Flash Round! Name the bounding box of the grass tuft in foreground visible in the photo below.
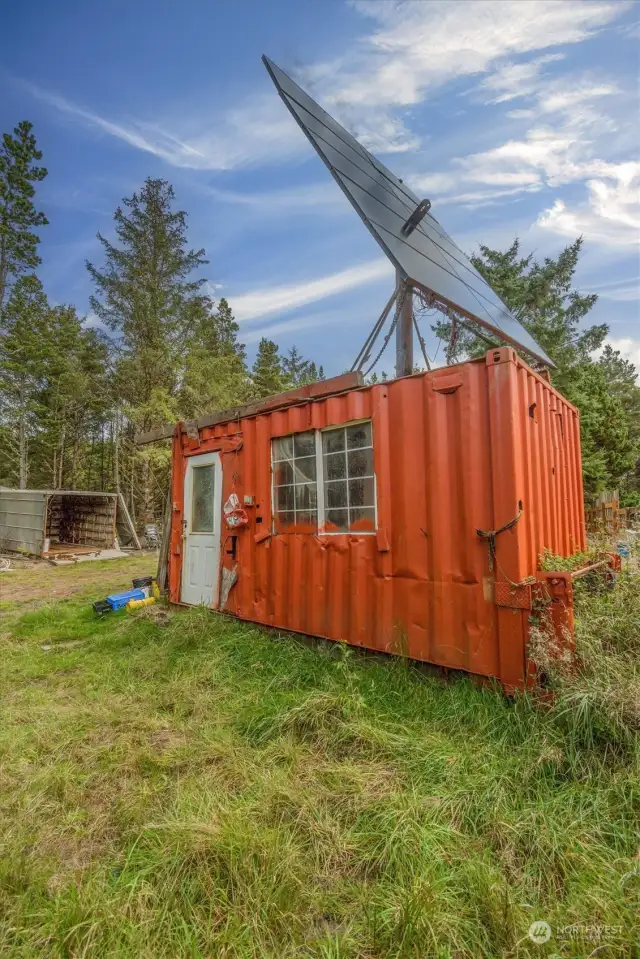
[0,557,638,957]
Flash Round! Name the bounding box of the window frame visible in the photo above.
[270,429,318,530]
[271,418,377,536]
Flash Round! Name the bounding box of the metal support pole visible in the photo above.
[395,270,413,378]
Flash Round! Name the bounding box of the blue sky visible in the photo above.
[2,0,639,375]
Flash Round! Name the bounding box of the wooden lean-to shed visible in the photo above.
[139,349,588,691]
[0,489,140,559]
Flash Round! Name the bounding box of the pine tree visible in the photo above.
[0,276,108,488]
[87,177,207,413]
[0,121,48,313]
[432,237,637,494]
[0,275,110,489]
[598,344,640,447]
[87,178,208,521]
[35,305,110,489]
[282,345,324,386]
[252,338,288,398]
[0,275,49,486]
[180,297,250,416]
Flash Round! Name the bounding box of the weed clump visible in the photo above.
[532,565,640,751]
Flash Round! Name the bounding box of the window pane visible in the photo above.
[348,448,373,478]
[276,485,294,511]
[276,511,295,530]
[322,428,345,454]
[350,507,375,530]
[347,422,372,449]
[272,436,293,461]
[294,455,316,483]
[348,477,375,507]
[273,460,294,486]
[324,451,347,480]
[296,510,317,528]
[295,482,317,510]
[326,480,347,509]
[191,465,215,532]
[293,431,315,457]
[325,509,348,531]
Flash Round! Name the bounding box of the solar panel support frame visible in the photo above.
[262,55,554,370]
[395,272,414,377]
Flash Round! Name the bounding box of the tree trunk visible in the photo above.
[140,455,155,525]
[71,439,79,490]
[57,424,66,489]
[17,378,28,489]
[129,456,137,527]
[100,423,105,490]
[18,409,27,489]
[86,433,95,489]
[0,247,8,316]
[113,412,120,494]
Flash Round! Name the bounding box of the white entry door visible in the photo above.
[181,452,222,606]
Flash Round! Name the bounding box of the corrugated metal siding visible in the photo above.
[168,348,586,688]
[0,490,46,554]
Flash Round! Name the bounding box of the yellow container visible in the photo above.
[127,596,156,611]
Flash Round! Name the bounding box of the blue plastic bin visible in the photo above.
[106,588,146,611]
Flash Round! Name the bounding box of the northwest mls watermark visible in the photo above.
[528,920,624,945]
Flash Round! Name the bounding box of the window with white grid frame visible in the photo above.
[271,422,376,534]
[321,422,375,532]
[271,430,318,530]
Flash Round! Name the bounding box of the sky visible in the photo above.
[1,0,639,376]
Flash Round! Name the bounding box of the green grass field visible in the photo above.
[0,557,638,958]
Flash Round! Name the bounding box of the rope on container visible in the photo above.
[476,502,524,574]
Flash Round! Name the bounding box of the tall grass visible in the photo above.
[532,563,640,752]
[0,560,637,957]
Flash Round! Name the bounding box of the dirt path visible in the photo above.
[0,553,157,605]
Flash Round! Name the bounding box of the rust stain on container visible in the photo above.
[168,348,586,690]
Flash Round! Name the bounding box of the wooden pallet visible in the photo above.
[44,543,101,559]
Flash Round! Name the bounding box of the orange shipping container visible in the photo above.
[166,347,586,690]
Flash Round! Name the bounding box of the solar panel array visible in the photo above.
[263,56,553,367]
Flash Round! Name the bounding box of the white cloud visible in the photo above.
[333,0,622,107]
[537,163,640,248]
[410,96,639,238]
[242,315,325,344]
[23,83,303,171]
[203,181,342,212]
[506,108,536,119]
[537,81,618,116]
[303,0,625,153]
[583,275,640,301]
[82,312,103,329]
[229,259,393,323]
[600,337,640,375]
[23,0,628,167]
[478,54,565,103]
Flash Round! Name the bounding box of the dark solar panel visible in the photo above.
[263,56,553,367]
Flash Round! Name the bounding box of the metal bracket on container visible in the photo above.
[432,373,462,394]
[494,582,532,610]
